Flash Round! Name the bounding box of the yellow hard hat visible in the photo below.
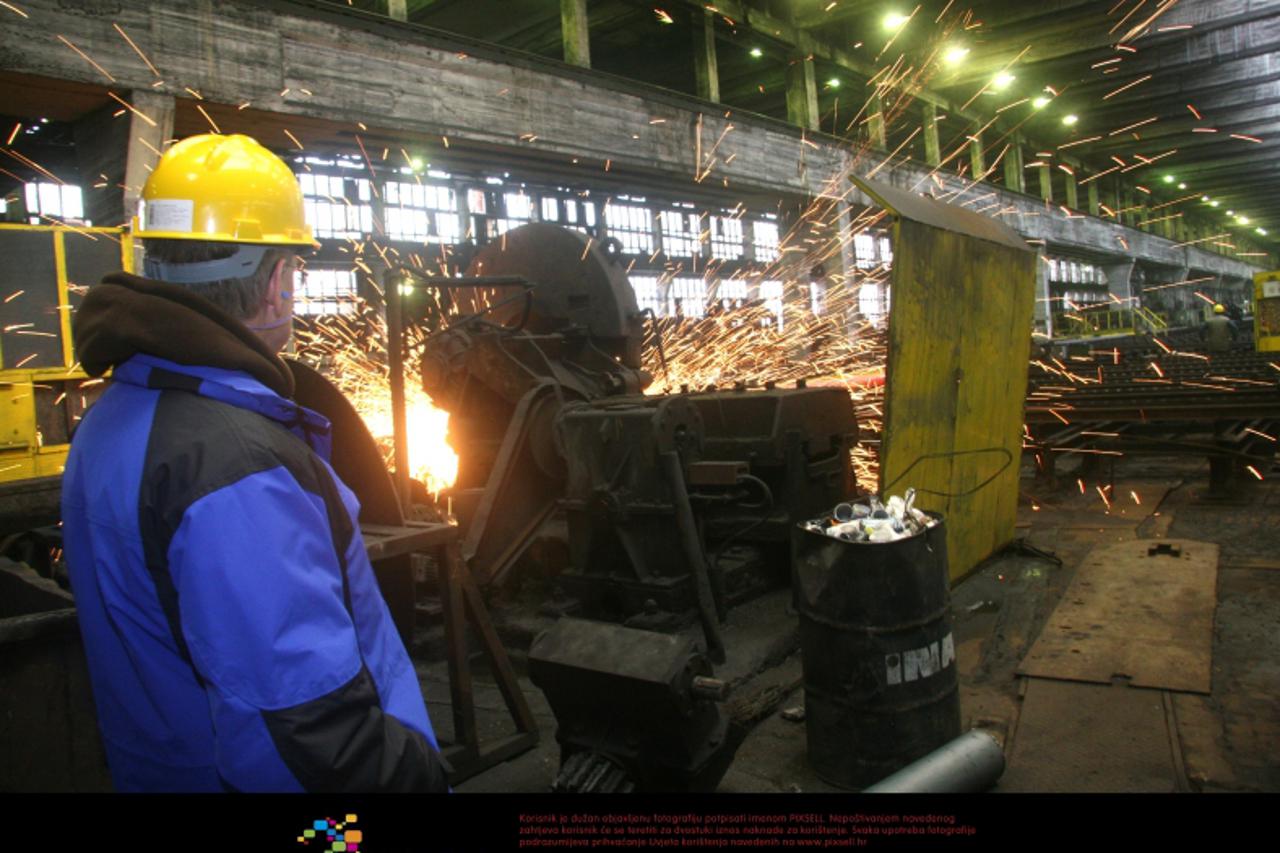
[1213,304,1225,314]
[134,133,314,247]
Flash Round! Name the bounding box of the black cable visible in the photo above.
[711,475,776,573]
[998,538,1063,568]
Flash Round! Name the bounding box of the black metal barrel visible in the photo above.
[792,514,961,789]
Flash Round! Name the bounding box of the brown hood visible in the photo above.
[73,273,295,398]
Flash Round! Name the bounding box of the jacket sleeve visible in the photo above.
[166,464,449,792]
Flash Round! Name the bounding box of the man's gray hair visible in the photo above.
[141,239,294,321]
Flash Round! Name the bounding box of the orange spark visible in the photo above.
[106,92,158,127]
[56,34,116,82]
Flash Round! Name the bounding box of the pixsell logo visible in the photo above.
[297,814,363,851]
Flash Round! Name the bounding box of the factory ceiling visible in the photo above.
[381,0,1280,252]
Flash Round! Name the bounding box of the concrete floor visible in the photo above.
[425,455,1280,795]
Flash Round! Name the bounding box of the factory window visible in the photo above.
[539,196,597,234]
[495,191,535,235]
[810,283,825,316]
[660,210,701,258]
[604,202,654,255]
[667,277,707,319]
[758,280,784,330]
[384,180,460,243]
[853,233,878,269]
[859,282,889,324]
[299,173,372,239]
[878,237,893,266]
[296,267,358,316]
[752,219,780,263]
[630,274,664,317]
[709,215,745,260]
[715,279,749,311]
[23,182,86,225]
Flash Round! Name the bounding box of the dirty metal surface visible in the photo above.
[1173,566,1280,792]
[1017,538,1218,693]
[1000,679,1178,792]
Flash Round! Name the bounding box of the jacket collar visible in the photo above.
[73,272,296,398]
[112,354,332,460]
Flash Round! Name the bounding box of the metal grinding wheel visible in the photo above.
[459,223,645,367]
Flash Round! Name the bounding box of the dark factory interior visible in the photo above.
[1,0,1277,837]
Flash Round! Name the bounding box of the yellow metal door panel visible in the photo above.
[1255,270,1280,353]
[0,381,37,451]
[35,450,69,477]
[878,214,1036,582]
[0,451,37,481]
[950,230,1035,575]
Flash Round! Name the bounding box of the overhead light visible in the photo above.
[827,77,841,88]
[1210,200,1220,207]
[1258,227,1268,235]
[1031,96,1050,109]
[1061,114,1078,126]
[750,47,763,58]
[1227,210,1235,216]
[1163,175,1175,184]
[1178,183,1187,189]
[992,72,1015,91]
[1239,215,1250,224]
[883,12,908,30]
[943,46,969,66]
[410,157,424,170]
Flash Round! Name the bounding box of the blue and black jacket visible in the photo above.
[62,273,448,792]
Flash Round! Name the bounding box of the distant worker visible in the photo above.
[61,134,449,792]
[1200,303,1239,354]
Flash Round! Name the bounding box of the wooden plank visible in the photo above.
[1017,539,1219,693]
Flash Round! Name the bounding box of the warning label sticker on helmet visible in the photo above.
[145,199,194,233]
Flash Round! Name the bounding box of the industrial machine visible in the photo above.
[416,224,858,623]
[528,617,732,793]
[403,222,859,790]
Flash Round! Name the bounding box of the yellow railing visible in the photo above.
[0,224,131,484]
[1052,306,1168,339]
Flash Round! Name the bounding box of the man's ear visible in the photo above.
[266,257,290,306]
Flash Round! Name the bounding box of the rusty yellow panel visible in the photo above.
[879,220,1036,582]
[1254,270,1280,353]
[0,452,37,482]
[0,380,37,452]
[35,447,70,478]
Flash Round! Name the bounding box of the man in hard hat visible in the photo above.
[1200,303,1239,354]
[61,134,448,793]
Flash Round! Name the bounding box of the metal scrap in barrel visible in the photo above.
[791,510,961,789]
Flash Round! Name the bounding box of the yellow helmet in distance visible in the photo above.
[134,133,313,247]
[1213,304,1226,314]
